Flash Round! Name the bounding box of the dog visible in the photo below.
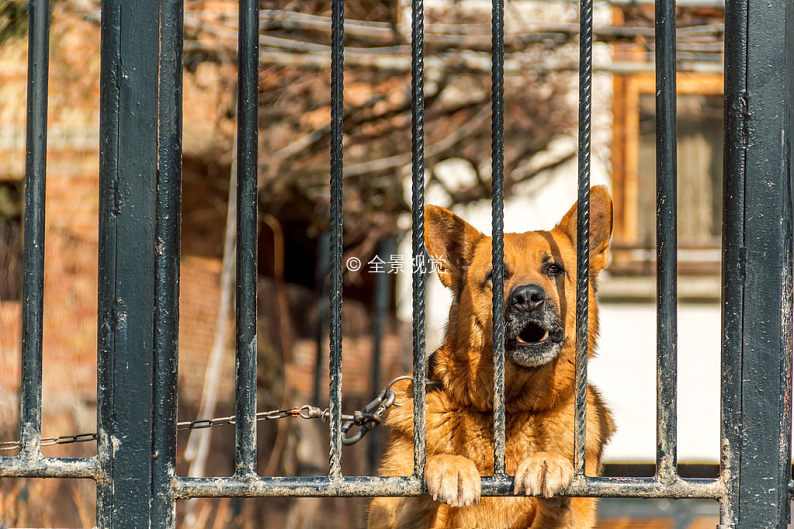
[368,186,615,529]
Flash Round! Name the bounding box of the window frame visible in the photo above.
[611,72,724,276]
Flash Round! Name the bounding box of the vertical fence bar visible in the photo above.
[654,0,678,484]
[313,233,330,405]
[328,0,345,479]
[96,0,121,521]
[19,0,50,460]
[151,0,184,524]
[718,0,746,521]
[490,0,506,478]
[410,0,428,480]
[369,237,392,475]
[720,0,793,525]
[573,0,593,477]
[234,0,260,479]
[97,0,159,522]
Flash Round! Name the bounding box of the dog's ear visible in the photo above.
[555,186,613,272]
[425,205,484,290]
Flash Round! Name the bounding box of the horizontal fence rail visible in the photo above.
[1,0,792,526]
[171,474,725,499]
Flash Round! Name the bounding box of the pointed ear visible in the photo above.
[424,205,484,291]
[555,186,613,272]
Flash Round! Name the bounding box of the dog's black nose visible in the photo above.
[510,284,545,311]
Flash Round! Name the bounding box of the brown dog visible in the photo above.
[368,186,615,529]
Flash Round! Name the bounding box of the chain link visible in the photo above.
[0,375,417,452]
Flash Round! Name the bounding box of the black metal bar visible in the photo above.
[328,0,345,478]
[97,0,159,522]
[410,0,427,480]
[654,0,678,484]
[720,0,793,525]
[151,0,184,524]
[574,0,593,477]
[19,0,50,460]
[234,0,260,479]
[172,475,724,499]
[96,0,122,518]
[368,237,392,475]
[490,0,506,478]
[312,233,330,406]
[718,0,746,521]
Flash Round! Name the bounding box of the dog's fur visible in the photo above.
[368,187,615,529]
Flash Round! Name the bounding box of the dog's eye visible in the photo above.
[484,267,511,286]
[546,263,564,276]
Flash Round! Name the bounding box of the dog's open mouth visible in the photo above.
[516,321,551,345]
[506,319,564,368]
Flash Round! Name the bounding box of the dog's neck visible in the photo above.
[429,342,576,414]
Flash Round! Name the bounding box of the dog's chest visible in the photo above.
[428,408,554,473]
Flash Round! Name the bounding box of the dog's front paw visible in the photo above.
[425,454,481,507]
[513,452,574,498]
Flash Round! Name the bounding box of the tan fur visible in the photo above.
[368,187,616,529]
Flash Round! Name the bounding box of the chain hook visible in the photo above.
[340,384,402,445]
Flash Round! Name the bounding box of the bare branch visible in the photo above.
[342,103,491,178]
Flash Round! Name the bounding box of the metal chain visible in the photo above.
[0,375,416,452]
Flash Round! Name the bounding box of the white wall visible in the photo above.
[594,303,721,463]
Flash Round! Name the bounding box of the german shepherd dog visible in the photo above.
[368,186,615,529]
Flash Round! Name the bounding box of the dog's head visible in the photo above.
[425,186,612,409]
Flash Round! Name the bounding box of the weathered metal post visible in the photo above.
[97,0,183,525]
[720,0,794,526]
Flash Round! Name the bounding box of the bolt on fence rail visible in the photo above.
[0,0,792,527]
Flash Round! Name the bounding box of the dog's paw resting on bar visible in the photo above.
[425,454,482,507]
[368,186,615,529]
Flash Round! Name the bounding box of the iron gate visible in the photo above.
[0,0,792,526]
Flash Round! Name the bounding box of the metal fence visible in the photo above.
[1,0,793,526]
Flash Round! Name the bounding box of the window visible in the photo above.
[611,73,723,276]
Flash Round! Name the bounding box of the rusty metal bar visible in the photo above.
[151,0,184,524]
[328,0,345,479]
[172,474,723,499]
[573,0,593,477]
[410,0,428,481]
[718,0,746,522]
[234,0,260,479]
[19,0,50,461]
[0,457,97,478]
[490,0,507,478]
[654,0,679,484]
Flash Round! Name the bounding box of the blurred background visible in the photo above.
[0,0,725,526]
